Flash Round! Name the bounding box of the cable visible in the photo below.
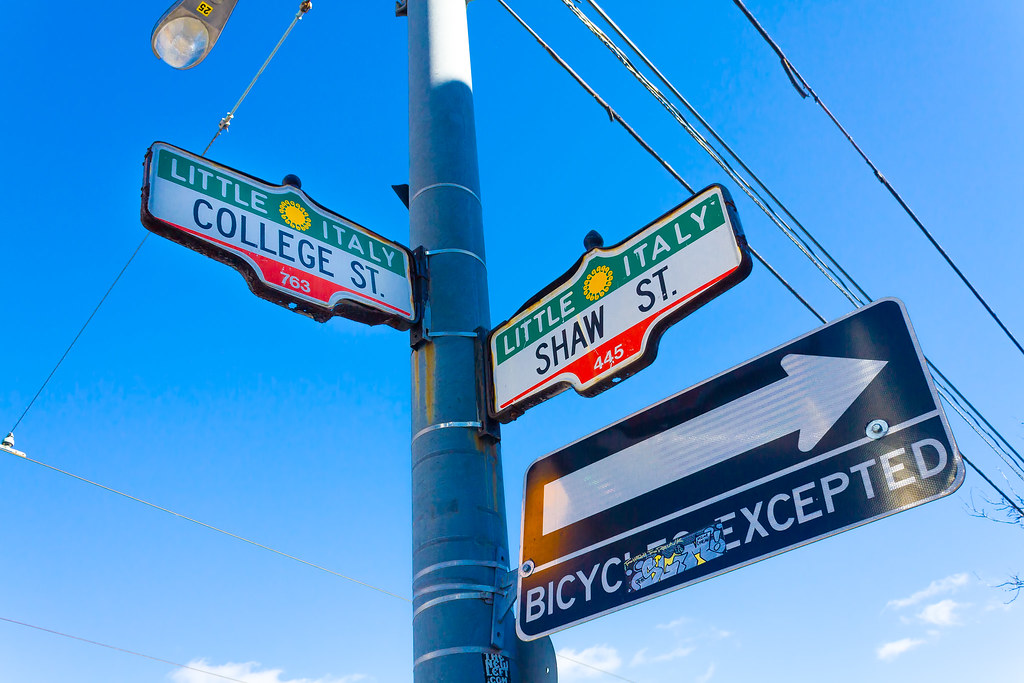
[934,383,1024,481]
[203,0,313,155]
[6,3,314,442]
[556,0,1024,491]
[748,245,826,324]
[928,360,1024,471]
[2,449,410,603]
[729,0,1024,359]
[556,0,866,312]
[0,616,252,683]
[497,0,1024,512]
[557,655,634,679]
[959,454,1024,518]
[7,235,149,437]
[492,0,693,193]
[492,0,822,326]
[581,0,873,309]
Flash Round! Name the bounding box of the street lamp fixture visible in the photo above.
[151,0,239,69]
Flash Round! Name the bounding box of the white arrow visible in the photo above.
[542,354,887,535]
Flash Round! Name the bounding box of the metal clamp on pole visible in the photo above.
[489,551,518,649]
[474,327,501,443]
[410,246,430,348]
[410,248,488,349]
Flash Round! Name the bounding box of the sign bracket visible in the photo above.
[489,551,518,649]
[410,246,431,349]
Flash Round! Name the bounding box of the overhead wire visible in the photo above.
[3,449,410,603]
[3,612,643,683]
[495,0,1024,509]
[6,235,148,438]
[555,0,866,311]
[556,653,640,682]
[5,1,312,444]
[491,0,692,194]
[554,0,1024,493]
[580,0,873,308]
[203,0,313,155]
[493,0,826,335]
[0,616,253,683]
[729,0,1024,360]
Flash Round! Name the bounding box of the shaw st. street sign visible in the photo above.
[488,185,751,422]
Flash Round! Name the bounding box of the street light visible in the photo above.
[151,0,239,69]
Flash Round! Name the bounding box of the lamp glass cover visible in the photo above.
[153,16,210,69]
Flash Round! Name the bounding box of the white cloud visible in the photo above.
[169,660,368,683]
[985,599,1014,612]
[556,645,622,681]
[917,599,968,626]
[886,574,969,609]
[695,662,716,683]
[876,638,925,661]
[630,645,695,666]
[656,616,691,630]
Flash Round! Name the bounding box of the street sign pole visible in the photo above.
[407,2,553,680]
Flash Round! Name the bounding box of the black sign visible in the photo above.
[516,299,962,640]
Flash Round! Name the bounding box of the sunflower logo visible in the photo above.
[279,200,311,231]
[583,265,613,301]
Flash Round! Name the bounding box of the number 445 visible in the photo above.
[593,344,625,371]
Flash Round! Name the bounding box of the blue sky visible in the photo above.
[2,1,1023,682]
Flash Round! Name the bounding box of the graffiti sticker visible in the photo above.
[625,524,728,592]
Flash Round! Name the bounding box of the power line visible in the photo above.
[556,0,1024,495]
[492,0,821,330]
[497,0,1024,513]
[580,0,873,308]
[4,613,646,683]
[2,449,410,603]
[729,0,1024,359]
[556,653,640,683]
[492,0,692,194]
[557,0,865,311]
[959,453,1024,518]
[7,234,149,437]
[928,360,1024,472]
[6,3,313,443]
[0,616,253,683]
[203,0,313,154]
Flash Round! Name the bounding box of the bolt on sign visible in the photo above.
[488,185,751,422]
[515,299,963,640]
[141,142,416,328]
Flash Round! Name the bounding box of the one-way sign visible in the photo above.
[516,299,962,640]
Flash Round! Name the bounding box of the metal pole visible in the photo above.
[407,1,518,680]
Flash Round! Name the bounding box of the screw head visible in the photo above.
[521,559,536,577]
[866,419,889,440]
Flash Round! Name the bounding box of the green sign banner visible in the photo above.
[141,142,416,327]
[488,185,751,422]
